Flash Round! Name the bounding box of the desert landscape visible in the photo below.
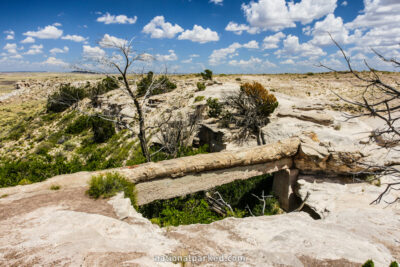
[0,70,399,266]
[1,0,400,266]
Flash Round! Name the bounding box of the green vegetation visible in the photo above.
[46,84,88,113]
[196,82,206,91]
[50,185,61,190]
[137,72,177,96]
[362,260,374,267]
[206,98,223,118]
[194,96,205,102]
[87,172,137,208]
[139,174,279,227]
[390,261,399,267]
[200,69,213,80]
[90,116,116,143]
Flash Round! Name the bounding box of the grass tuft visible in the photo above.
[86,172,137,208]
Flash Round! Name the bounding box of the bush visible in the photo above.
[206,98,223,118]
[46,84,88,113]
[390,261,399,267]
[50,185,61,190]
[65,116,91,134]
[194,96,205,102]
[34,142,53,155]
[137,72,177,96]
[7,122,26,140]
[196,82,206,91]
[240,82,278,117]
[91,116,116,143]
[86,172,137,208]
[235,77,241,81]
[200,69,213,80]
[90,76,119,99]
[362,260,374,267]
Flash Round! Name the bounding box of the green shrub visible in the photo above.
[34,142,53,155]
[47,84,88,113]
[390,262,399,267]
[90,116,116,143]
[18,178,32,185]
[362,260,374,267]
[90,76,119,101]
[65,116,91,134]
[86,172,137,208]
[137,72,177,96]
[50,185,61,190]
[194,96,205,102]
[200,69,213,80]
[206,98,223,118]
[196,82,206,91]
[235,77,241,81]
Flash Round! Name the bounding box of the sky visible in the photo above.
[0,0,399,73]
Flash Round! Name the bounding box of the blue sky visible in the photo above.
[0,0,399,73]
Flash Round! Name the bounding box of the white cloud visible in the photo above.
[142,16,183,39]
[275,34,326,59]
[21,37,35,43]
[346,0,400,29]
[229,56,276,69]
[243,40,259,49]
[178,25,219,43]
[182,58,192,63]
[23,25,63,39]
[61,34,87,42]
[209,41,261,65]
[50,46,69,54]
[25,44,43,55]
[241,0,337,32]
[97,12,137,24]
[263,32,285,49]
[210,0,223,5]
[309,14,352,46]
[4,30,14,40]
[209,42,242,65]
[155,49,178,61]
[3,43,17,54]
[83,45,106,59]
[53,22,62,27]
[190,54,200,58]
[99,34,127,47]
[281,59,295,64]
[225,22,260,35]
[43,57,67,66]
[341,1,347,6]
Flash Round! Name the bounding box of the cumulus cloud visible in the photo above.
[346,0,400,29]
[50,46,69,55]
[275,34,326,59]
[281,59,295,64]
[61,34,87,42]
[241,0,337,32]
[99,34,127,48]
[42,57,67,66]
[209,41,261,65]
[243,40,259,49]
[263,32,285,49]
[155,49,178,61]
[178,25,219,43]
[23,25,63,39]
[309,14,352,46]
[21,37,35,43]
[25,44,43,55]
[3,43,18,54]
[97,12,137,24]
[229,56,276,69]
[4,30,14,40]
[210,0,223,5]
[142,16,183,39]
[83,45,106,59]
[341,1,347,6]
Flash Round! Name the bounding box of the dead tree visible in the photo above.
[318,36,400,205]
[73,38,170,162]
